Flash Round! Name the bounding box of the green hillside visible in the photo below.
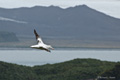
[0,58,117,80]
[0,61,37,80]
[0,31,19,42]
[33,59,115,80]
[100,62,120,80]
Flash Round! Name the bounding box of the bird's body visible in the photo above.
[30,29,54,52]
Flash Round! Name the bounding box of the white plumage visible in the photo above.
[30,29,54,52]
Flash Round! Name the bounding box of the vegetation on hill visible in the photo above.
[0,58,118,80]
[0,61,37,80]
[100,62,120,80]
[0,31,19,42]
[33,59,115,80]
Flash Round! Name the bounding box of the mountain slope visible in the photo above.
[0,31,19,42]
[0,5,120,38]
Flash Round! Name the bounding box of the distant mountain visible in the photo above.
[0,31,19,42]
[0,5,120,41]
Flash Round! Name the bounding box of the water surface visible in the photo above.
[0,49,120,66]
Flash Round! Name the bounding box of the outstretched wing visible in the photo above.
[39,47,51,52]
[34,29,43,44]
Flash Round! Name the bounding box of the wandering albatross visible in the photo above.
[30,29,54,52]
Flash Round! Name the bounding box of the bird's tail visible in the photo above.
[48,45,54,50]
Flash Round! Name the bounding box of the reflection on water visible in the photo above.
[0,48,120,66]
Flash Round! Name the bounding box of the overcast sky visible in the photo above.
[0,0,120,18]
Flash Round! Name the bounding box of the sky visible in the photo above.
[0,0,120,18]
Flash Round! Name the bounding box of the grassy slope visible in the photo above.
[0,58,117,80]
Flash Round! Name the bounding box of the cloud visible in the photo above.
[0,17,27,24]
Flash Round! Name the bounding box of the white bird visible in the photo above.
[30,29,54,52]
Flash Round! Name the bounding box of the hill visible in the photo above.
[0,61,37,80]
[0,5,120,48]
[0,5,120,38]
[0,58,117,80]
[0,31,19,42]
[99,62,120,80]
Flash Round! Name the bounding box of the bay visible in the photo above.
[0,49,120,66]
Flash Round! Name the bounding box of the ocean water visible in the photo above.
[0,49,120,66]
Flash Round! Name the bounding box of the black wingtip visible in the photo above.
[34,29,36,33]
[34,29,37,35]
[45,49,51,52]
[34,29,39,40]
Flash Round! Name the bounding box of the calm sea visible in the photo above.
[0,48,120,66]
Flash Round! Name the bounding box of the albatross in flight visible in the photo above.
[30,29,54,52]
